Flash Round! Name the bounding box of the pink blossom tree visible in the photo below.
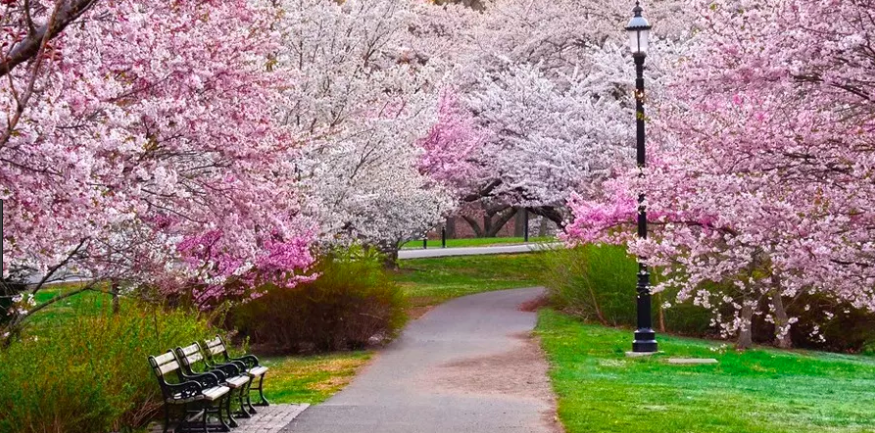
[0,0,315,332]
[567,0,875,348]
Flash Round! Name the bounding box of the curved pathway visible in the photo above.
[281,287,561,433]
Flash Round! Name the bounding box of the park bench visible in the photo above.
[203,335,270,409]
[148,351,231,433]
[176,343,252,427]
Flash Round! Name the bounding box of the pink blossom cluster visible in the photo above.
[418,90,487,192]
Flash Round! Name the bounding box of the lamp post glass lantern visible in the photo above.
[627,2,657,353]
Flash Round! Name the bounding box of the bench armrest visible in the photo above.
[212,362,243,377]
[230,354,261,368]
[181,371,222,388]
[164,380,205,400]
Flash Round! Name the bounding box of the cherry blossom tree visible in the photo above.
[421,0,690,229]
[272,0,455,263]
[0,0,315,332]
[567,0,875,348]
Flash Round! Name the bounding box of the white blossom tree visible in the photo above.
[422,0,691,227]
[272,0,456,262]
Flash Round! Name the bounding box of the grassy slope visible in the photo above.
[401,236,555,249]
[22,284,371,406]
[262,351,372,404]
[537,309,875,433]
[394,253,542,308]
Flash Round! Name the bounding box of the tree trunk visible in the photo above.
[772,291,792,349]
[445,217,456,239]
[482,213,493,237]
[737,299,754,350]
[485,208,518,237]
[381,248,399,270]
[111,282,121,315]
[529,206,565,228]
[461,215,484,238]
[514,208,527,237]
[537,216,550,237]
[657,294,666,333]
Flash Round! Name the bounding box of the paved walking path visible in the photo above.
[398,243,561,259]
[281,287,561,433]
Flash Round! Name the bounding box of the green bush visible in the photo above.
[0,305,213,433]
[540,244,875,352]
[231,246,407,353]
[781,294,875,353]
[538,244,712,335]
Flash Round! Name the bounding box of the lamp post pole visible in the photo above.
[628,2,657,354]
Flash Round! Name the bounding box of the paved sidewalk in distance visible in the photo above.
[281,287,561,433]
[150,403,309,433]
[398,243,562,259]
[32,244,563,285]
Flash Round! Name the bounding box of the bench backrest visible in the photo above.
[204,336,228,359]
[176,342,208,373]
[148,351,181,385]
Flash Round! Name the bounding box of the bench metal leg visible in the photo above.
[170,402,229,433]
[253,373,270,406]
[201,404,209,433]
[235,385,252,418]
[215,396,232,431]
[224,394,238,429]
[163,405,172,433]
[244,378,257,415]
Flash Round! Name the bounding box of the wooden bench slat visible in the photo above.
[158,360,180,375]
[153,351,176,365]
[202,386,230,401]
[180,344,200,355]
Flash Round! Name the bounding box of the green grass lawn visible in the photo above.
[393,253,543,308]
[401,236,555,249]
[537,309,875,433]
[27,284,115,327]
[262,351,372,404]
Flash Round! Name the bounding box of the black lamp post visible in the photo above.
[627,1,657,353]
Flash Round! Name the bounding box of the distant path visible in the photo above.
[29,244,562,285]
[399,243,561,259]
[281,287,561,433]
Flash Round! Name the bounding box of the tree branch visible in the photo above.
[0,0,100,78]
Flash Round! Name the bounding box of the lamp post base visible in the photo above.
[633,328,658,353]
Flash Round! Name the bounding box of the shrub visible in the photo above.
[541,244,875,352]
[0,305,213,433]
[230,246,406,353]
[538,244,712,335]
[781,294,875,353]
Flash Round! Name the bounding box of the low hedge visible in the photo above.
[538,244,712,336]
[540,244,875,352]
[230,246,407,353]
